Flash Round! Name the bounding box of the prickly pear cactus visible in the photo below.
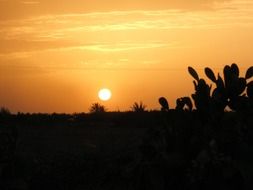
[188,64,253,113]
[188,67,211,113]
[204,64,253,112]
[158,97,169,111]
[176,97,193,111]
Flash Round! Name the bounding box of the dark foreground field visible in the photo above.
[1,111,253,190]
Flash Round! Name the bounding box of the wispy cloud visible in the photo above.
[0,0,253,67]
[21,1,40,4]
[0,42,175,59]
[73,42,172,52]
[1,0,253,42]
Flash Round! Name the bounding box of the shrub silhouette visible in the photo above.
[89,103,106,113]
[131,101,147,112]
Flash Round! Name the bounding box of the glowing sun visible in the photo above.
[98,88,112,101]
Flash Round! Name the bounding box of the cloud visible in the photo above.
[0,0,232,21]
[1,1,253,41]
[21,1,40,4]
[0,42,175,58]
[0,0,253,68]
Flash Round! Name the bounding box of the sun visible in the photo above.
[98,88,112,101]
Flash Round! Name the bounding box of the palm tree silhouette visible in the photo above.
[131,101,147,112]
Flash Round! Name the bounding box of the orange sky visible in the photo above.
[1,0,253,113]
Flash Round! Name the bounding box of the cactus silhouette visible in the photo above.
[245,66,253,79]
[247,81,253,98]
[176,97,193,111]
[188,63,253,113]
[188,66,199,81]
[188,67,212,114]
[158,97,169,111]
[205,67,216,83]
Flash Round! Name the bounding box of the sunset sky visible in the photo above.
[1,0,253,113]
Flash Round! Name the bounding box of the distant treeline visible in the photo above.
[0,110,165,128]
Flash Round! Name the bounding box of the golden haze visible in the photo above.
[0,0,253,113]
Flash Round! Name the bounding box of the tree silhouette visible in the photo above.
[0,107,11,116]
[89,103,106,113]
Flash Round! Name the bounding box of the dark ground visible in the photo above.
[0,111,253,190]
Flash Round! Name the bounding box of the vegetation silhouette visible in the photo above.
[158,97,169,111]
[188,63,253,114]
[133,63,252,190]
[131,101,147,112]
[1,63,253,189]
[176,97,192,111]
[89,102,107,113]
[0,107,11,116]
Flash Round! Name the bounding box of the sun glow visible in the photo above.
[98,88,112,101]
